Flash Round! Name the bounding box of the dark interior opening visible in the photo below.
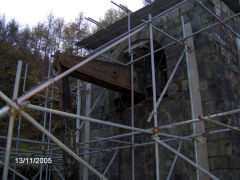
[116,39,168,109]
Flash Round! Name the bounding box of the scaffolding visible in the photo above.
[0,0,240,179]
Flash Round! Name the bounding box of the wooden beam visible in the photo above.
[53,52,144,96]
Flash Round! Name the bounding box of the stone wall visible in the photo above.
[79,0,240,179]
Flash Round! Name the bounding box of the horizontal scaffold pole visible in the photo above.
[23,103,192,141]
[153,137,220,180]
[0,90,108,180]
[0,24,146,119]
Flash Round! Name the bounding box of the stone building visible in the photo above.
[63,0,240,179]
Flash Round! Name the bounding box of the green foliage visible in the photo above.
[100,8,126,26]
[6,19,19,46]
[63,13,89,55]
[0,7,127,174]
[93,8,127,33]
[19,142,41,152]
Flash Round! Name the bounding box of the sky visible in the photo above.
[0,0,144,27]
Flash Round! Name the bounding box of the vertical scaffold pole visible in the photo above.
[3,60,22,180]
[83,83,91,180]
[76,80,81,154]
[40,58,52,180]
[45,81,54,180]
[149,14,160,180]
[13,63,28,180]
[76,80,81,179]
[128,11,135,180]
[22,64,28,94]
[181,16,209,180]
[0,90,107,180]
[45,30,55,180]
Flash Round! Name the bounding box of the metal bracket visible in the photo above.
[152,127,159,135]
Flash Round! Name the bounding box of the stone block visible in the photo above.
[208,140,233,157]
[181,79,189,91]
[167,83,181,96]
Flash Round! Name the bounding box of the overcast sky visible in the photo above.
[0,0,144,27]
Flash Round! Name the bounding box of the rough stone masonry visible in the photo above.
[75,0,240,179]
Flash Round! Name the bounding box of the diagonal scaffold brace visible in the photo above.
[0,90,108,180]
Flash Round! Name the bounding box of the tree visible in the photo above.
[93,8,127,32]
[63,12,89,55]
[6,19,19,46]
[53,17,65,51]
[31,22,45,57]
[18,25,31,53]
[30,13,56,60]
[0,14,7,42]
[42,12,55,60]
[100,8,126,26]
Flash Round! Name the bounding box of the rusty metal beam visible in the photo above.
[53,52,144,96]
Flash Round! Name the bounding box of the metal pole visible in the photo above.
[102,138,136,145]
[25,103,152,134]
[79,137,183,156]
[45,34,55,178]
[166,141,183,180]
[79,132,141,146]
[147,51,185,122]
[46,70,55,180]
[79,127,235,156]
[75,88,105,135]
[0,160,29,180]
[13,63,28,180]
[45,147,61,152]
[126,12,240,66]
[184,12,240,42]
[201,116,240,133]
[0,90,108,180]
[76,80,81,154]
[153,137,220,180]
[181,16,210,180]
[149,14,160,180]
[79,129,190,147]
[128,11,135,180]
[181,15,198,179]
[3,60,22,180]
[152,0,189,21]
[32,165,45,180]
[22,64,28,93]
[152,24,183,45]
[159,109,240,130]
[24,103,192,141]
[103,150,119,176]
[79,147,111,153]
[126,42,176,65]
[82,0,188,57]
[79,142,154,155]
[0,136,57,146]
[181,18,193,116]
[0,24,146,119]
[98,10,239,67]
[53,165,65,180]
[40,58,52,180]
[24,101,240,142]
[48,164,52,180]
[0,147,61,156]
[194,0,240,39]
[83,83,91,180]
[0,0,239,120]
